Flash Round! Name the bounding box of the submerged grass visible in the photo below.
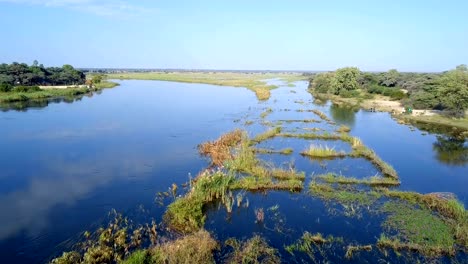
[301,144,346,158]
[260,108,273,118]
[309,181,382,206]
[345,244,372,259]
[379,202,456,256]
[310,109,332,122]
[285,232,343,258]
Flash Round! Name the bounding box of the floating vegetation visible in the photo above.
[225,236,280,264]
[244,120,254,126]
[336,125,351,133]
[344,244,372,259]
[250,127,282,144]
[349,137,398,179]
[270,167,306,181]
[310,109,332,122]
[379,201,456,256]
[309,181,382,206]
[254,87,271,101]
[231,176,303,192]
[316,173,400,187]
[294,100,305,104]
[198,129,243,166]
[260,108,273,119]
[276,119,321,123]
[285,232,343,261]
[253,147,293,155]
[301,144,346,158]
[164,170,235,233]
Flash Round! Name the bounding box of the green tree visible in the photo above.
[382,69,399,87]
[330,67,360,95]
[92,74,103,84]
[437,65,468,116]
[311,72,334,93]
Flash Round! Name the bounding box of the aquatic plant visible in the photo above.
[349,138,398,179]
[260,108,273,118]
[253,147,293,155]
[309,181,382,206]
[317,173,400,186]
[276,119,321,123]
[225,236,280,264]
[255,208,265,223]
[250,127,282,144]
[150,229,218,264]
[164,170,235,233]
[285,232,343,259]
[380,201,456,256]
[198,129,243,166]
[310,109,332,122]
[301,144,346,158]
[336,124,351,133]
[344,244,372,259]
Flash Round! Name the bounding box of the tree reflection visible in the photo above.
[329,104,357,127]
[433,136,468,166]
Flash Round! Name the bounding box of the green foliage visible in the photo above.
[367,84,406,100]
[12,85,41,93]
[311,72,334,93]
[437,65,468,116]
[381,69,399,87]
[0,62,85,86]
[330,67,360,95]
[225,236,280,264]
[120,250,151,264]
[0,83,12,92]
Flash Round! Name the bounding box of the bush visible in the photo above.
[339,89,360,98]
[12,86,41,93]
[0,83,13,92]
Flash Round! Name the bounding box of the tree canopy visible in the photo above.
[0,62,86,87]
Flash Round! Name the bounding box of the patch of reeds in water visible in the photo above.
[198,129,243,166]
[301,144,346,158]
[250,127,282,144]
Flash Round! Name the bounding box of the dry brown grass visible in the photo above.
[151,229,218,264]
[198,129,243,166]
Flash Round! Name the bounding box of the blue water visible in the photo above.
[0,79,466,263]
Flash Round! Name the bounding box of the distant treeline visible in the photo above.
[0,61,86,88]
[309,65,468,116]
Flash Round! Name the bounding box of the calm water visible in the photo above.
[0,80,466,263]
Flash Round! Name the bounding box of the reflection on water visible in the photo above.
[329,104,356,127]
[433,136,468,166]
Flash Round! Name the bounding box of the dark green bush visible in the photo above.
[0,83,13,92]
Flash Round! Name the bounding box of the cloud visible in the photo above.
[0,0,156,17]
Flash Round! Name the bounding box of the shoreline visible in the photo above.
[312,92,468,136]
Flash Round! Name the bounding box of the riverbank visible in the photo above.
[313,92,468,135]
[106,71,305,100]
[0,81,118,103]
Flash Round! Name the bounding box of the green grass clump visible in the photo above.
[260,108,273,118]
[279,132,343,141]
[120,250,151,264]
[231,176,303,192]
[309,181,381,206]
[380,201,456,256]
[301,144,346,158]
[164,171,235,233]
[317,173,400,186]
[250,127,282,144]
[225,236,280,264]
[285,232,343,256]
[336,125,351,133]
[277,119,321,123]
[254,147,293,155]
[50,251,82,264]
[270,168,306,181]
[349,139,398,179]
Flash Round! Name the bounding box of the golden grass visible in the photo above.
[198,129,243,166]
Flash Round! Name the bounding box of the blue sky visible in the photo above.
[0,0,467,71]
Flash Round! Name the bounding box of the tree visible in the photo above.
[33,60,39,67]
[437,65,468,116]
[92,74,103,84]
[381,69,399,87]
[311,72,334,93]
[330,67,360,95]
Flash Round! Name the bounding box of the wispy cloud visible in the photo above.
[0,0,156,18]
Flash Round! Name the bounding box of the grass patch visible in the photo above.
[198,129,243,166]
[349,138,398,179]
[310,109,332,122]
[317,173,400,187]
[336,125,351,133]
[253,147,293,155]
[379,201,456,256]
[301,144,346,158]
[225,236,280,264]
[285,232,343,258]
[260,108,273,118]
[150,229,218,264]
[309,181,381,206]
[164,171,235,233]
[276,119,321,123]
[279,132,344,141]
[250,127,282,144]
[106,71,299,100]
[231,176,303,192]
[345,244,372,259]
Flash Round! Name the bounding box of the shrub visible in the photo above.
[0,83,13,92]
[12,85,41,93]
